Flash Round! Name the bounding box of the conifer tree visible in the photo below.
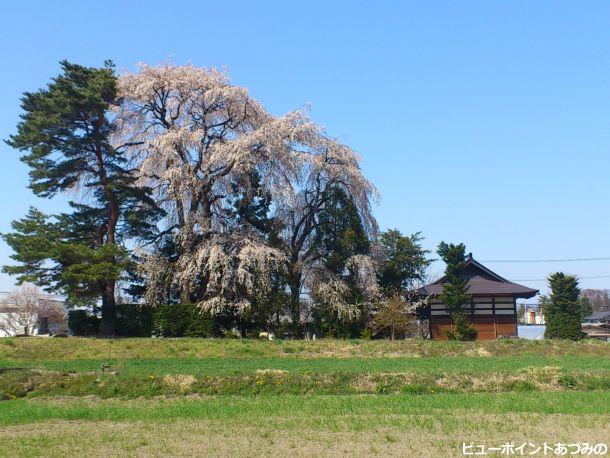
[377,230,430,295]
[544,272,586,340]
[3,61,161,335]
[437,242,477,340]
[311,186,371,337]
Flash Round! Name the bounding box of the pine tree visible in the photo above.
[544,272,586,340]
[227,170,285,334]
[314,186,370,275]
[4,61,161,335]
[437,242,477,340]
[311,186,372,337]
[377,230,430,295]
[2,207,132,307]
[229,170,275,240]
[578,296,592,321]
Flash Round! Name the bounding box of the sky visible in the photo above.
[1,0,610,296]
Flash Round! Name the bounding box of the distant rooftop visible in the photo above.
[584,310,610,321]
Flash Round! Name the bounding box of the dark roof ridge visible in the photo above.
[431,255,510,285]
[421,255,539,299]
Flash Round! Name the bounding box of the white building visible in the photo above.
[0,292,67,337]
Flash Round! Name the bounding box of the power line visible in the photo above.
[430,256,610,264]
[510,275,610,282]
[0,291,64,299]
[482,257,610,263]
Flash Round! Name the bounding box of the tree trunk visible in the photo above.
[95,133,119,338]
[288,268,302,338]
[98,283,116,337]
[180,288,191,305]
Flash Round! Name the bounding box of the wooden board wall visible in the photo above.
[430,316,517,340]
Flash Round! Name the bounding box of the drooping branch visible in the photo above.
[114,63,379,325]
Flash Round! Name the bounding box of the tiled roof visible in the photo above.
[419,256,539,299]
[584,310,610,321]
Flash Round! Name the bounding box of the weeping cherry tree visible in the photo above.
[113,63,378,334]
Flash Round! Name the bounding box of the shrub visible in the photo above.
[69,304,154,337]
[558,374,581,390]
[115,304,153,337]
[446,313,478,341]
[360,328,372,340]
[153,304,216,338]
[68,310,100,336]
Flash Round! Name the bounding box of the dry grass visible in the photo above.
[162,374,197,393]
[2,365,607,398]
[1,338,608,456]
[0,412,607,457]
[1,337,609,362]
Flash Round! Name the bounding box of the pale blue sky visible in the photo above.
[2,1,610,295]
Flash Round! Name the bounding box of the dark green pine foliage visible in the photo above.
[3,207,131,306]
[312,186,371,338]
[544,272,587,340]
[437,242,477,341]
[314,186,370,275]
[227,170,287,335]
[578,295,592,321]
[4,60,161,336]
[377,230,431,295]
[229,170,275,240]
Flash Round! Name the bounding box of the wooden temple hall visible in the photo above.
[420,255,539,340]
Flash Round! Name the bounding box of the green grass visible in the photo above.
[2,337,608,377]
[1,338,609,399]
[1,337,608,456]
[2,391,609,427]
[3,354,609,375]
[2,393,609,457]
[2,337,609,363]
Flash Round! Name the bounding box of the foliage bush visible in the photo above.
[558,374,581,390]
[152,304,216,338]
[311,304,370,339]
[69,304,153,337]
[446,313,478,341]
[360,328,372,340]
[68,310,101,336]
[115,304,153,337]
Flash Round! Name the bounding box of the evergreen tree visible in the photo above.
[578,295,592,321]
[437,242,477,340]
[3,61,161,335]
[311,186,371,337]
[3,207,132,308]
[544,272,586,340]
[229,170,275,239]
[377,230,431,295]
[227,170,287,334]
[314,186,370,275]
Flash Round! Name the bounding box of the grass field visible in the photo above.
[1,338,609,456]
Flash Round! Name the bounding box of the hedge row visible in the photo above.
[68,304,216,337]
